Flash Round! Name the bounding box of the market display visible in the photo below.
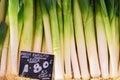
[0,0,120,79]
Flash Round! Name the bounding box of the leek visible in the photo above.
[33,0,43,52]
[70,9,81,79]
[79,0,100,77]
[18,1,34,79]
[19,0,34,51]
[1,10,9,80]
[0,22,8,79]
[62,0,72,79]
[105,0,119,77]
[95,0,109,78]
[100,0,119,78]
[56,0,64,79]
[44,0,64,79]
[40,0,52,53]
[73,0,90,79]
[6,0,19,79]
[0,27,9,79]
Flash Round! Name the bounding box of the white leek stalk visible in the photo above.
[33,0,43,52]
[40,0,52,53]
[0,28,9,79]
[70,13,81,79]
[95,0,109,78]
[7,0,19,79]
[79,0,100,77]
[73,0,90,79]
[44,0,64,79]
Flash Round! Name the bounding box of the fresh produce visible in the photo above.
[6,0,19,79]
[0,22,8,79]
[57,0,64,79]
[70,8,81,79]
[44,0,64,79]
[105,0,119,77]
[0,26,9,79]
[33,0,43,52]
[19,0,34,51]
[78,0,100,78]
[73,0,90,79]
[100,0,119,78]
[94,0,109,78]
[0,0,120,79]
[40,0,52,53]
[62,0,72,79]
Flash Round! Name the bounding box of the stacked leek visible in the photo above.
[0,0,120,79]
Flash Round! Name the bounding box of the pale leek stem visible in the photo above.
[7,0,19,79]
[79,0,100,77]
[62,0,72,79]
[0,28,9,78]
[44,0,64,79]
[95,0,109,78]
[33,0,43,52]
[70,11,81,79]
[40,0,52,53]
[73,0,90,79]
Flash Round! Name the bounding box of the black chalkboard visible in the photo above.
[19,51,54,80]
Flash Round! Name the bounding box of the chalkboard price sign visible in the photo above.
[19,51,54,80]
